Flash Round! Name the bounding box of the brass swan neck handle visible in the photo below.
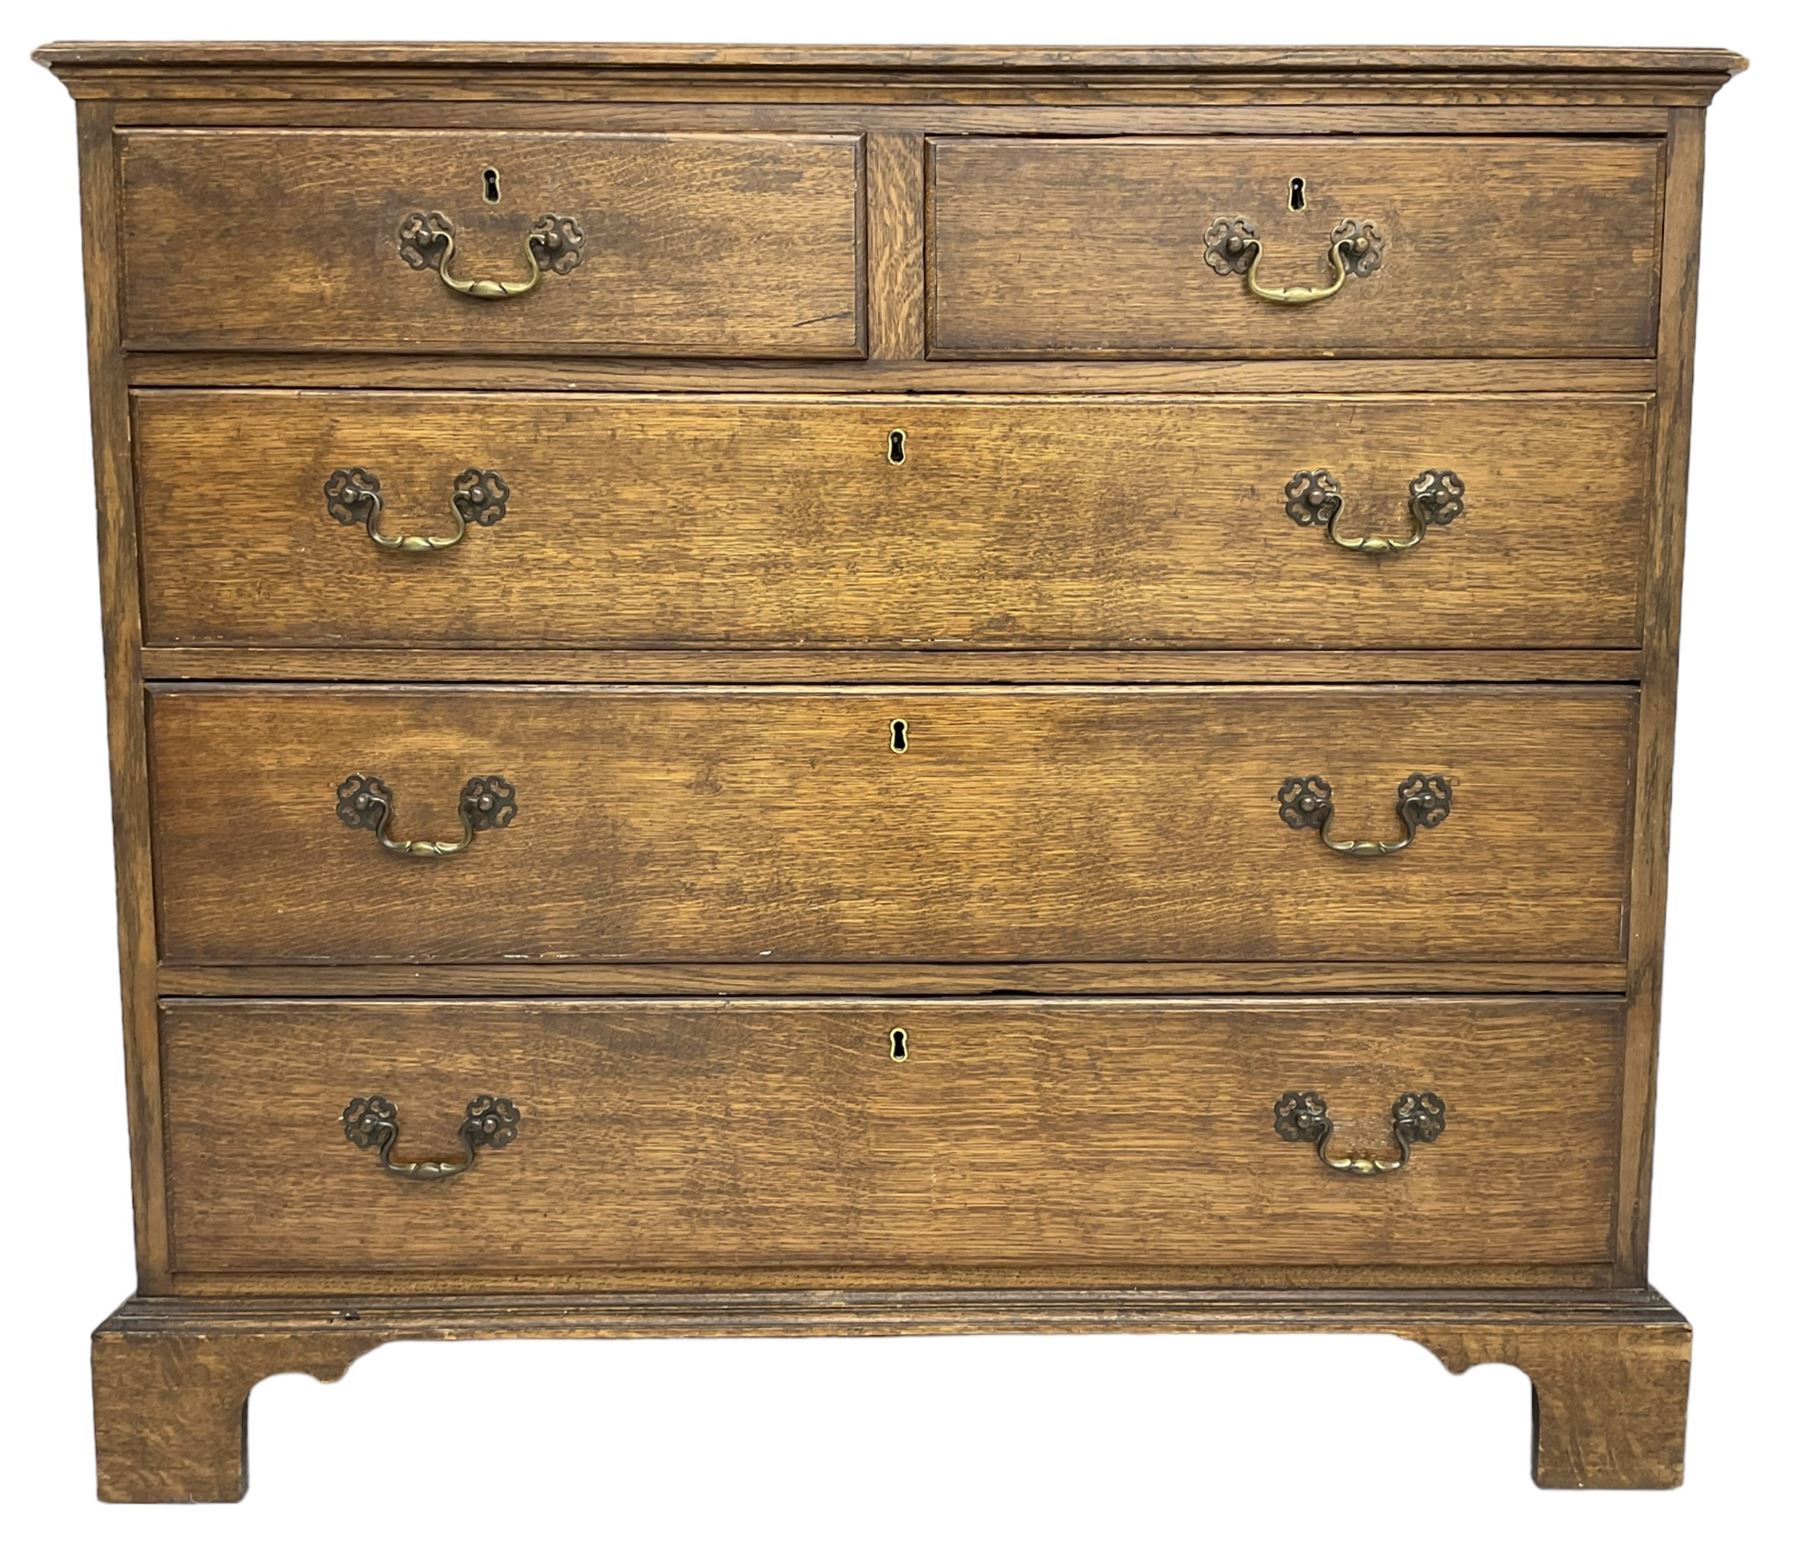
[397,210,584,300]
[342,1095,521,1180]
[1285,469,1466,555]
[1274,1090,1447,1175]
[324,467,510,552]
[1204,216,1385,306]
[336,772,518,857]
[1278,773,1452,857]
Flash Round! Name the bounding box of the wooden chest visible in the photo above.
[36,41,1743,1500]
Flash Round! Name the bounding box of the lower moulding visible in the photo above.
[92,1285,1690,1499]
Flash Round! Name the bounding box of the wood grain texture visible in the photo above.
[101,103,1686,136]
[122,352,1660,394]
[1413,1308,1691,1487]
[36,43,1747,110]
[147,685,1637,967]
[163,1265,1620,1295]
[930,137,1662,358]
[134,391,1651,650]
[71,77,1733,109]
[34,43,1749,73]
[1617,110,1708,1275]
[35,42,1743,1499]
[159,997,1622,1275]
[864,134,925,358]
[118,130,864,356]
[92,1322,377,1502]
[89,1288,1691,1498]
[136,646,1644,687]
[154,961,1631,999]
[72,103,172,1290]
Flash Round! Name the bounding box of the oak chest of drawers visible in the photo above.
[37,41,1743,1500]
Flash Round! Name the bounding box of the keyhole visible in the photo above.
[890,1027,909,1062]
[888,429,907,465]
[482,167,501,204]
[890,718,908,753]
[1289,176,1307,212]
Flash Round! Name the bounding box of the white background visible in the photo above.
[2,1,1792,1540]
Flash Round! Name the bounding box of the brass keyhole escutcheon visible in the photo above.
[482,166,501,204]
[890,1027,909,1062]
[888,428,907,465]
[1289,175,1307,211]
[890,718,909,753]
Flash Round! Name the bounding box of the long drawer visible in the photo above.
[159,997,1623,1276]
[117,130,864,356]
[134,390,1652,650]
[928,136,1662,357]
[148,686,1635,966]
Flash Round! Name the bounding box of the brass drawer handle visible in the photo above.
[336,772,518,857]
[1286,469,1465,555]
[1274,1090,1446,1175]
[342,1094,521,1180]
[397,210,584,299]
[1278,772,1451,857]
[1204,216,1384,305]
[324,466,509,552]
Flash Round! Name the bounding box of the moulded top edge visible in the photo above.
[30,42,1749,75]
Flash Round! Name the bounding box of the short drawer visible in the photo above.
[135,389,1651,650]
[160,997,1623,1278]
[929,137,1661,357]
[118,130,863,356]
[148,686,1635,966]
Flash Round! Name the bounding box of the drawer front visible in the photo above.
[118,131,863,356]
[160,997,1622,1276]
[149,686,1634,966]
[136,390,1650,650]
[929,137,1661,358]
